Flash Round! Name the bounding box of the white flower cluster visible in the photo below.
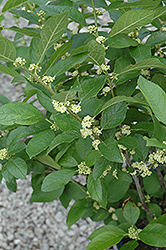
[50,123,57,131]
[96,36,106,44]
[52,100,67,113]
[37,10,45,24]
[92,139,101,150]
[97,64,110,75]
[52,100,81,114]
[115,125,131,140]
[0,148,9,160]
[70,104,81,114]
[71,29,77,35]
[61,52,70,60]
[93,201,100,210]
[112,169,118,179]
[72,70,79,77]
[13,57,26,67]
[81,72,89,76]
[21,6,32,13]
[108,206,118,221]
[95,8,102,16]
[161,26,166,31]
[102,86,111,96]
[100,165,111,178]
[128,226,142,240]
[148,148,166,168]
[54,43,62,51]
[77,162,91,175]
[42,75,56,85]
[80,115,94,138]
[28,63,42,74]
[132,161,152,177]
[112,213,118,221]
[88,25,97,34]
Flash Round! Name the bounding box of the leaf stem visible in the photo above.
[91,0,98,37]
[124,152,155,219]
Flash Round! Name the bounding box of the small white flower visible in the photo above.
[70,104,81,114]
[96,36,106,44]
[13,57,26,67]
[92,139,101,150]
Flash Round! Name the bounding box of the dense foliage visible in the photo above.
[0,0,166,249]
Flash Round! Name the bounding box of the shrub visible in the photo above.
[0,0,166,249]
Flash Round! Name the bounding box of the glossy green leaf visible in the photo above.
[150,214,166,226]
[0,36,16,62]
[0,64,19,77]
[44,41,72,74]
[8,141,26,155]
[119,240,139,250]
[65,182,87,201]
[79,75,107,102]
[6,178,17,192]
[36,154,60,170]
[59,154,78,167]
[123,201,140,225]
[37,12,69,63]
[146,30,166,46]
[2,0,28,13]
[138,76,166,125]
[129,44,151,62]
[108,33,138,48]
[109,10,154,38]
[6,156,27,179]
[0,95,11,105]
[26,130,55,158]
[133,134,149,161]
[101,102,127,129]
[41,168,75,192]
[1,165,13,182]
[0,102,45,125]
[139,224,166,247]
[75,137,92,160]
[47,131,80,154]
[87,173,104,206]
[85,150,101,167]
[67,199,87,229]
[9,26,40,38]
[93,157,110,180]
[99,138,123,163]
[53,113,81,132]
[87,230,124,250]
[143,136,166,149]
[118,136,138,149]
[30,186,64,202]
[143,171,161,195]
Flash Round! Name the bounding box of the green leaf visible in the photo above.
[44,41,72,74]
[94,96,147,116]
[150,214,166,226]
[143,171,161,195]
[108,33,138,48]
[37,90,56,114]
[87,230,124,250]
[118,136,138,149]
[59,154,78,167]
[40,5,86,26]
[26,130,55,159]
[0,36,16,62]
[87,40,105,65]
[87,173,104,206]
[29,38,40,64]
[109,10,154,38]
[30,186,64,202]
[139,224,166,247]
[78,75,107,102]
[9,26,40,38]
[53,113,81,132]
[147,203,162,221]
[138,75,166,125]
[114,0,160,9]
[0,102,45,125]
[143,136,166,149]
[116,58,166,85]
[119,240,139,250]
[8,141,26,155]
[93,157,110,180]
[47,131,80,154]
[6,178,17,192]
[1,165,13,182]
[85,150,101,167]
[101,102,127,130]
[146,30,166,46]
[129,44,151,63]
[99,138,123,163]
[67,199,87,229]
[152,73,166,92]
[75,137,92,160]
[36,154,60,170]
[0,95,10,105]
[41,168,75,192]
[0,64,19,77]
[37,12,69,63]
[65,182,87,200]
[6,156,27,179]
[2,0,28,13]
[123,201,140,225]
[47,52,89,76]
[133,134,149,161]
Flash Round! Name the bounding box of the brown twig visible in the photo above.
[156,167,166,194]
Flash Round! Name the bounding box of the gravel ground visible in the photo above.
[0,1,117,250]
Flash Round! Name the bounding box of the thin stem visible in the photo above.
[107,76,114,98]
[91,0,98,37]
[156,167,166,194]
[124,152,155,219]
[67,108,82,123]
[22,66,56,95]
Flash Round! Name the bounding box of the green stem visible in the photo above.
[91,0,98,37]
